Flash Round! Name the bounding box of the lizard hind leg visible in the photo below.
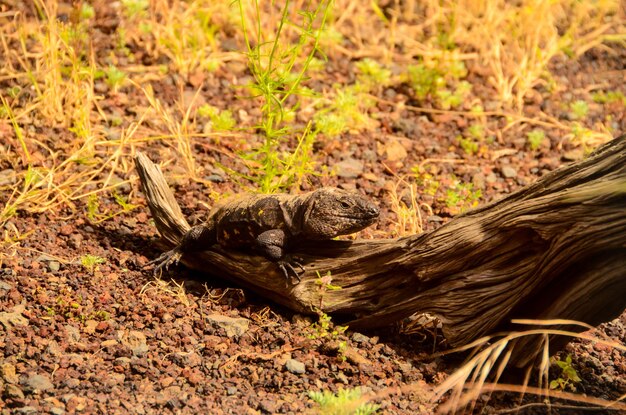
[147,247,183,274]
[148,224,215,274]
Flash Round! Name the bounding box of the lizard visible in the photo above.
[149,187,379,282]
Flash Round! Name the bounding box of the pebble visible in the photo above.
[351,332,370,344]
[205,174,224,183]
[1,362,19,384]
[48,261,61,272]
[68,234,83,249]
[0,281,12,291]
[0,169,17,186]
[336,371,349,384]
[285,359,305,374]
[486,173,498,183]
[226,386,238,396]
[25,373,54,392]
[334,158,364,179]
[14,407,38,414]
[64,378,80,389]
[501,166,518,178]
[65,325,81,343]
[562,149,584,161]
[259,399,278,413]
[205,314,250,338]
[120,330,149,356]
[4,383,25,399]
[50,408,65,415]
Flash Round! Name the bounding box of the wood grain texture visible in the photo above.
[135,136,626,366]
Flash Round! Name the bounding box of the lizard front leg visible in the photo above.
[256,229,304,283]
[149,225,216,273]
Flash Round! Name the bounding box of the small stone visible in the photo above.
[205,314,250,338]
[501,166,517,179]
[48,261,60,272]
[398,362,413,374]
[1,363,19,384]
[427,215,443,223]
[0,281,13,291]
[205,174,224,183]
[50,408,65,415]
[160,377,175,388]
[226,386,237,395]
[336,371,349,384]
[486,173,498,183]
[379,138,408,162]
[0,304,28,328]
[351,332,370,344]
[562,149,584,161]
[104,373,125,387]
[285,359,305,374]
[101,339,118,348]
[120,330,149,356]
[334,158,364,179]
[344,348,370,366]
[65,325,81,343]
[68,233,82,249]
[64,378,80,389]
[259,399,278,413]
[0,169,17,186]
[25,373,54,392]
[15,407,38,414]
[4,383,25,399]
[83,320,98,334]
[472,173,486,189]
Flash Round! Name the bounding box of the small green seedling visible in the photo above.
[550,354,582,392]
[569,100,589,120]
[197,104,236,132]
[80,254,106,274]
[309,387,380,415]
[527,129,546,151]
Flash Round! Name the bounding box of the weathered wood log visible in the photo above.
[135,136,626,366]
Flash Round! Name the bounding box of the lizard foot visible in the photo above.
[277,259,305,284]
[147,248,183,274]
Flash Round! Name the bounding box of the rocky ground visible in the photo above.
[1,1,625,414]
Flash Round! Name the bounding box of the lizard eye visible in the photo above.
[340,201,350,209]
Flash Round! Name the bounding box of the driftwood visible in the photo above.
[135,136,626,367]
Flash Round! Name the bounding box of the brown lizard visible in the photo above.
[150,188,379,282]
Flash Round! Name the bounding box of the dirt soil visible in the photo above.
[1,2,626,414]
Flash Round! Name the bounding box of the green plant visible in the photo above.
[550,354,582,392]
[406,63,444,100]
[436,80,471,110]
[314,85,375,137]
[121,0,149,18]
[309,387,380,415]
[592,91,626,106]
[527,129,547,151]
[80,254,106,274]
[445,180,481,214]
[569,100,589,120]
[197,104,236,132]
[355,58,391,90]
[104,65,127,91]
[236,0,332,193]
[406,58,469,109]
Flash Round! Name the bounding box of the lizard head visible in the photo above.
[302,188,379,238]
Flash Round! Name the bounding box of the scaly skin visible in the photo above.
[150,188,379,283]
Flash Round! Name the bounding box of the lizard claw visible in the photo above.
[277,260,305,284]
[147,248,183,274]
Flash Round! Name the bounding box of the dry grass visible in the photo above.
[434,319,626,413]
[1,0,623,232]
